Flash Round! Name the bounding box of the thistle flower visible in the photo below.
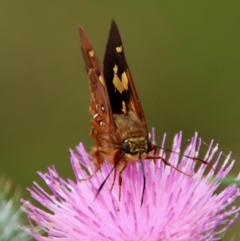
[21,131,240,241]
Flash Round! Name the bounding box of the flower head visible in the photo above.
[21,131,240,241]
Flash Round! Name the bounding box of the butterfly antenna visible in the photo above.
[152,145,214,170]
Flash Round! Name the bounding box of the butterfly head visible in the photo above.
[122,137,152,158]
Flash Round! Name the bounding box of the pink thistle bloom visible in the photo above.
[21,131,240,241]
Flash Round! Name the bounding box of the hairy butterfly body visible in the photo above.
[79,20,205,205]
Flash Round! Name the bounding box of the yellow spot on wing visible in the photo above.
[121,72,128,90]
[116,46,122,53]
[113,75,124,93]
[89,50,94,57]
[112,65,128,93]
[99,75,104,85]
[121,101,127,114]
[113,65,118,73]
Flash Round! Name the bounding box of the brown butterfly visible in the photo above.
[79,20,209,205]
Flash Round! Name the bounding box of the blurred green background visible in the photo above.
[0,1,240,239]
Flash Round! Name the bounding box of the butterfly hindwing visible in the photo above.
[79,26,115,132]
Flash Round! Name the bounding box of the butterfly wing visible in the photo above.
[79,26,115,133]
[103,20,147,129]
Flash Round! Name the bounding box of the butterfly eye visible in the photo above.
[122,141,130,153]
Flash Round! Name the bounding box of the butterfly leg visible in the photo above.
[109,151,127,202]
[110,152,124,192]
[110,167,117,191]
[90,147,103,172]
[79,147,103,182]
[118,164,127,202]
[146,155,192,176]
[150,145,157,154]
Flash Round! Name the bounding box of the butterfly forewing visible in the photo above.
[103,20,147,128]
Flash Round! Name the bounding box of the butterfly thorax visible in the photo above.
[113,110,148,143]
